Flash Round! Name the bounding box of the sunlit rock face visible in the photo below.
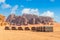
[22,14,39,24]
[6,14,28,25]
[22,14,54,25]
[6,14,16,23]
[38,16,54,24]
[6,14,54,25]
[15,16,28,25]
[0,14,8,26]
[0,14,5,22]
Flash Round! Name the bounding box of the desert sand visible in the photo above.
[0,23,60,40]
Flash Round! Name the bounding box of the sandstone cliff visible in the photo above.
[6,14,54,26]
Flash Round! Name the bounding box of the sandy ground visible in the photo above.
[1,30,60,40]
[0,23,60,40]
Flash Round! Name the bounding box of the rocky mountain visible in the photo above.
[6,14,54,26]
[6,14,16,23]
[6,14,28,25]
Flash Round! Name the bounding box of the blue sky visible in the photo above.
[0,0,60,22]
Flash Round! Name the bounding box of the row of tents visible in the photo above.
[5,26,53,32]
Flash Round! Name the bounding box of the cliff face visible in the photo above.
[6,14,54,26]
[0,14,5,22]
[22,14,54,25]
[6,14,28,25]
[6,14,16,23]
[0,14,8,26]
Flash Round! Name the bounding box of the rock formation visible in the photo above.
[0,14,8,26]
[0,14,5,22]
[6,14,54,26]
